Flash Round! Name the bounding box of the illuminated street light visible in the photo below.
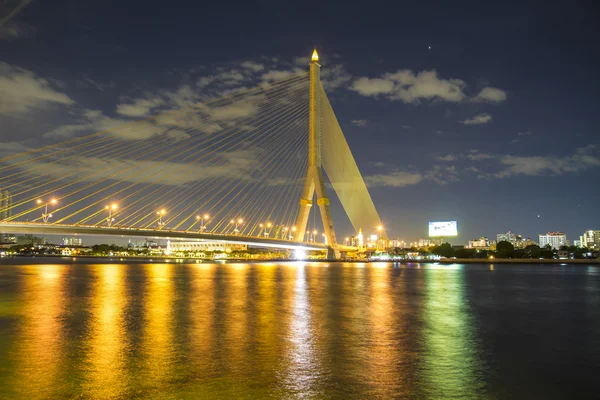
[290,226,297,240]
[37,198,57,223]
[231,218,244,235]
[156,209,166,228]
[104,203,118,227]
[196,213,210,232]
[312,229,318,243]
[344,237,349,245]
[264,222,272,237]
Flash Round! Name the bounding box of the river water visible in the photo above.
[0,260,599,399]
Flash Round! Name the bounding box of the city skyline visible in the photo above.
[1,0,599,243]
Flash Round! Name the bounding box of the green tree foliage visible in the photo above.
[432,243,454,258]
[495,241,515,258]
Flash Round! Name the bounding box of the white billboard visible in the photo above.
[429,221,458,237]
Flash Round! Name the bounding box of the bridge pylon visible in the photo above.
[294,48,338,257]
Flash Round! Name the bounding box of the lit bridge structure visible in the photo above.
[0,49,384,258]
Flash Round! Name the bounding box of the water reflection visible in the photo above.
[417,266,483,398]
[84,264,127,396]
[142,263,175,386]
[14,265,67,398]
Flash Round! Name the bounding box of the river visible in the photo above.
[0,260,599,399]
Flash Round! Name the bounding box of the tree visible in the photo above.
[496,241,514,258]
[524,244,541,259]
[432,243,454,258]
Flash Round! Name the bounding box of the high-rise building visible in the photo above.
[538,232,568,249]
[497,231,517,244]
[63,237,83,246]
[580,230,600,249]
[1,188,12,243]
[468,237,490,249]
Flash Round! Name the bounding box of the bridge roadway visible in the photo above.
[0,222,356,252]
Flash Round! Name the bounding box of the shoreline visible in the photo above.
[0,255,599,265]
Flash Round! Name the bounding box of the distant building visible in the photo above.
[418,238,441,247]
[1,188,12,243]
[468,237,490,249]
[497,231,517,244]
[63,237,83,246]
[16,235,46,246]
[580,230,600,249]
[538,232,568,249]
[168,241,247,254]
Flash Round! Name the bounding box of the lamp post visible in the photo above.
[230,218,243,235]
[312,229,318,243]
[258,223,264,237]
[290,226,296,240]
[264,222,272,237]
[196,214,210,232]
[37,198,57,223]
[105,203,118,227]
[156,209,166,228]
[377,225,384,250]
[344,237,349,246]
[283,226,289,240]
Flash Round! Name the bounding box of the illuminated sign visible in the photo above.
[428,221,458,237]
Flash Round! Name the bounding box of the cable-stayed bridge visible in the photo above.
[0,50,384,258]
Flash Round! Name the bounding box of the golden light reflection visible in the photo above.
[367,265,401,396]
[224,263,249,374]
[285,263,320,392]
[84,264,127,396]
[14,265,66,398]
[188,263,217,365]
[142,263,175,382]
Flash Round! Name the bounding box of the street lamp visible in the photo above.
[290,226,296,240]
[258,223,264,237]
[104,203,118,227]
[37,198,57,223]
[231,218,243,235]
[156,209,166,228]
[283,226,289,240]
[312,229,318,243]
[196,214,210,232]
[264,222,272,237]
[344,237,349,246]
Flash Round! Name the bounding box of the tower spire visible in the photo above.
[294,48,338,258]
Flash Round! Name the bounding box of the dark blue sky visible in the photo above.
[1,0,599,243]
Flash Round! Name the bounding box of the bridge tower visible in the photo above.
[294,48,338,256]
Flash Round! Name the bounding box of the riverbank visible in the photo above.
[434,258,600,264]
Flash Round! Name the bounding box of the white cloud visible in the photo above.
[351,69,466,103]
[116,97,164,117]
[462,113,492,125]
[0,20,35,40]
[425,165,460,184]
[517,131,532,136]
[0,63,74,115]
[240,61,265,72]
[321,64,352,90]
[495,145,600,178]
[437,154,457,162]
[474,87,507,103]
[467,152,494,161]
[351,119,368,127]
[365,170,423,187]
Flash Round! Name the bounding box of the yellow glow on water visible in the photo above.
[142,264,175,382]
[14,265,66,398]
[84,264,127,396]
[188,263,216,367]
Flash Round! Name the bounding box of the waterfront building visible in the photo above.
[538,232,568,249]
[468,237,490,249]
[580,230,600,249]
[1,188,12,243]
[418,238,441,247]
[497,231,517,244]
[63,237,83,246]
[15,235,46,246]
[168,241,247,254]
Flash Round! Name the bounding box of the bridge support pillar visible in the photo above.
[294,48,338,251]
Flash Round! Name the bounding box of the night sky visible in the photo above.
[1,0,599,244]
